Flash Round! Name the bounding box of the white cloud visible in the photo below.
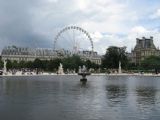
[90,32,103,43]
[92,33,125,54]
[130,26,149,33]
[31,0,139,34]
[150,9,160,19]
[47,0,58,3]
[76,0,90,11]
[0,0,159,54]
[91,26,160,54]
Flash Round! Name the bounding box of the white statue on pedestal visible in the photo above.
[82,65,86,73]
[58,63,64,74]
[3,60,7,75]
[118,61,122,74]
[78,66,82,73]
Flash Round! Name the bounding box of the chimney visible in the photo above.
[142,37,145,40]
[142,37,145,48]
[150,36,153,40]
[136,38,139,44]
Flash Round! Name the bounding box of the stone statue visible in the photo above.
[59,63,63,69]
[78,66,82,73]
[82,65,86,72]
[58,63,64,74]
[118,61,122,74]
[3,60,7,74]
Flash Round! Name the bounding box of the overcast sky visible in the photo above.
[0,0,160,54]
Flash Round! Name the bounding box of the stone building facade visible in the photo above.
[131,37,160,64]
[1,46,102,65]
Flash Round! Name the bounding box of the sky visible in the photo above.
[0,0,160,54]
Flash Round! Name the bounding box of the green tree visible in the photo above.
[62,55,84,72]
[102,46,128,69]
[6,60,12,69]
[85,60,92,69]
[33,58,43,69]
[0,59,3,69]
[18,61,26,68]
[141,55,160,70]
[12,60,19,69]
[26,61,34,69]
[46,58,62,72]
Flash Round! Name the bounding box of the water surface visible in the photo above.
[0,75,160,120]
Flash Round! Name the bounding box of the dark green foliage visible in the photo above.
[6,60,12,69]
[33,59,43,69]
[102,46,128,69]
[141,55,160,70]
[12,60,19,69]
[85,60,99,69]
[127,63,138,70]
[62,55,84,72]
[0,58,3,69]
[47,59,62,71]
[85,60,92,69]
[25,61,34,69]
[3,55,99,72]
[18,61,26,68]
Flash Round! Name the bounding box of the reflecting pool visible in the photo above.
[0,75,160,120]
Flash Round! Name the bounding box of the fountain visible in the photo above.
[78,65,91,82]
[58,63,64,75]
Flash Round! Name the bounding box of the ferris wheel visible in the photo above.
[54,26,94,54]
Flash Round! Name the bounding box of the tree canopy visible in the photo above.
[102,46,128,69]
[0,58,3,69]
[141,55,160,70]
[3,55,100,72]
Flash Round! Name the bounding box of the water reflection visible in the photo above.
[135,87,158,120]
[136,87,156,105]
[80,81,87,87]
[106,85,127,106]
[106,76,128,106]
[0,76,160,120]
